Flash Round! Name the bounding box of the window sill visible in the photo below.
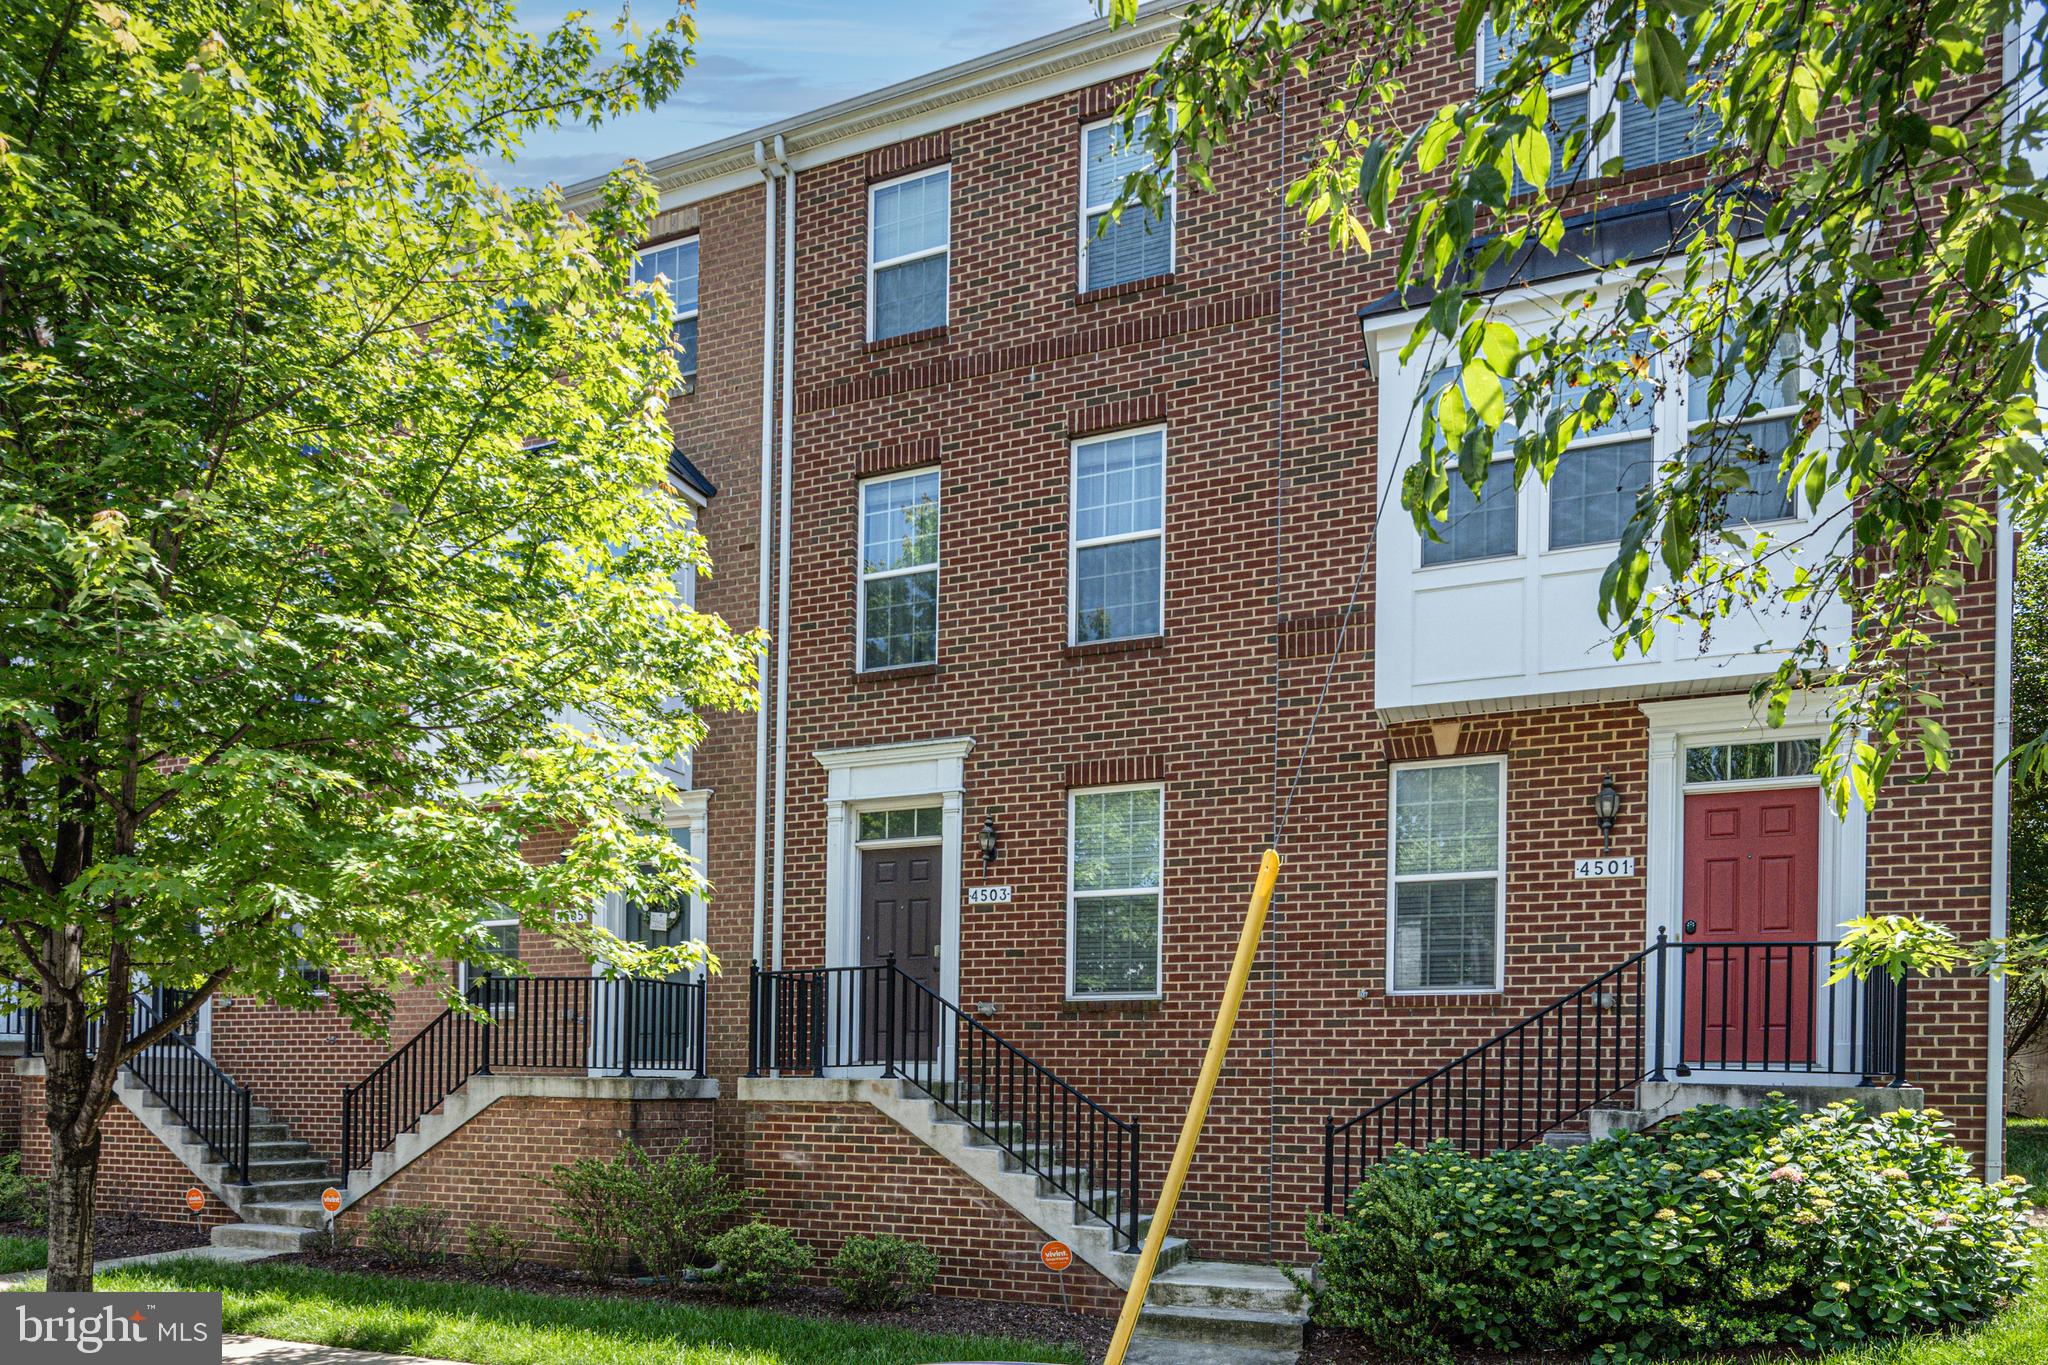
[1379,990,1507,1009]
[1060,996,1161,1015]
[853,662,938,685]
[1075,273,1175,306]
[865,325,948,353]
[1063,634,1164,661]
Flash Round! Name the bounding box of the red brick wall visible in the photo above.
[12,1071,237,1227]
[339,1095,715,1266]
[740,1100,1122,1313]
[669,11,2002,1273]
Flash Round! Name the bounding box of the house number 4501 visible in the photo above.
[1573,856,1637,878]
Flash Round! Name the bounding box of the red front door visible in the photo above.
[1681,786,1821,1068]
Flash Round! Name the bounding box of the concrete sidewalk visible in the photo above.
[224,1337,476,1365]
[0,1243,274,1286]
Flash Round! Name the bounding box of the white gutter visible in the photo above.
[770,160,797,973]
[750,139,785,967]
[1990,496,2013,1178]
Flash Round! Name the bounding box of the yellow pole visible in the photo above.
[1102,848,1281,1365]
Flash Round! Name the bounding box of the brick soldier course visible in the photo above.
[3,4,2009,1316]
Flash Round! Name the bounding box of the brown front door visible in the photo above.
[860,844,940,1062]
[1681,786,1821,1067]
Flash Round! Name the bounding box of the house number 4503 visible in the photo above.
[965,886,1014,905]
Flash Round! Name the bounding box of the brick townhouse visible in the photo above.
[3,1,2018,1343]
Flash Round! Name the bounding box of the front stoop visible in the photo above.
[15,1056,330,1253]
[1131,1261,1308,1362]
[1582,1080,1924,1143]
[742,1076,1185,1288]
[739,1078,1307,1358]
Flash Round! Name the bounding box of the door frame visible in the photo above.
[816,737,972,1077]
[588,788,710,1077]
[1639,694,1867,1085]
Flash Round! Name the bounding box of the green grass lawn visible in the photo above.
[83,1258,1082,1365]
[0,1235,43,1274]
[2007,1118,2048,1191]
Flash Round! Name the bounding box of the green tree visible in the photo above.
[0,0,756,1288]
[1105,0,2044,810]
[2010,546,2048,1050]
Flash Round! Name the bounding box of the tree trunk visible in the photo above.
[42,1032,103,1291]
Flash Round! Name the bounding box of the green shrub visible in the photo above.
[361,1204,449,1267]
[830,1233,938,1310]
[705,1221,813,1303]
[0,1151,46,1228]
[1306,1100,2033,1363]
[542,1140,746,1281]
[465,1222,531,1277]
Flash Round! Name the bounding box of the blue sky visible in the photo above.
[504,1,1107,189]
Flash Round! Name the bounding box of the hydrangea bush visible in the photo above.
[1304,1100,2031,1363]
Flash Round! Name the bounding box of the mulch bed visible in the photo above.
[286,1247,1114,1360]
[0,1214,210,1262]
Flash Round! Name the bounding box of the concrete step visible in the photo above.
[1123,1339,1300,1365]
[241,1200,330,1229]
[1148,1262,1305,1315]
[1106,1234,1190,1278]
[243,1157,329,1181]
[1126,1304,1306,1353]
[1542,1129,1592,1148]
[238,1177,335,1202]
[247,1140,312,1161]
[211,1221,322,1252]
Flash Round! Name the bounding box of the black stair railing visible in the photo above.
[26,991,253,1184]
[748,959,1142,1252]
[1323,933,1911,1214]
[341,974,707,1176]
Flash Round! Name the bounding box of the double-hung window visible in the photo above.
[458,914,520,1000]
[1686,333,1801,524]
[1068,785,1164,999]
[858,469,940,670]
[1419,369,1519,565]
[1546,346,1659,549]
[1480,21,1721,186]
[1389,759,1505,994]
[1071,428,1165,643]
[868,167,950,341]
[1081,113,1174,291]
[634,238,699,383]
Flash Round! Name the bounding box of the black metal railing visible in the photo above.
[748,959,1142,1252]
[26,991,253,1184]
[341,974,706,1176]
[1323,932,1911,1213]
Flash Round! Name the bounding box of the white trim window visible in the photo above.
[634,237,699,383]
[1071,427,1166,643]
[868,167,950,341]
[1479,21,1721,188]
[1080,113,1174,292]
[1545,344,1659,550]
[1068,784,1164,999]
[1419,369,1519,565]
[858,469,940,670]
[1686,331,1802,524]
[457,915,521,997]
[1389,758,1506,994]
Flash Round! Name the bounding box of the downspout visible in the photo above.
[771,146,797,973]
[751,140,784,968]
[1989,494,2014,1178]
[1986,17,2025,1179]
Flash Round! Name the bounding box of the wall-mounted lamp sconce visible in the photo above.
[1592,773,1623,850]
[977,812,999,868]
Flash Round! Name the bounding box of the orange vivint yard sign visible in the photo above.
[1039,1241,1071,1272]
[184,1187,205,1213]
[321,1188,343,1214]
